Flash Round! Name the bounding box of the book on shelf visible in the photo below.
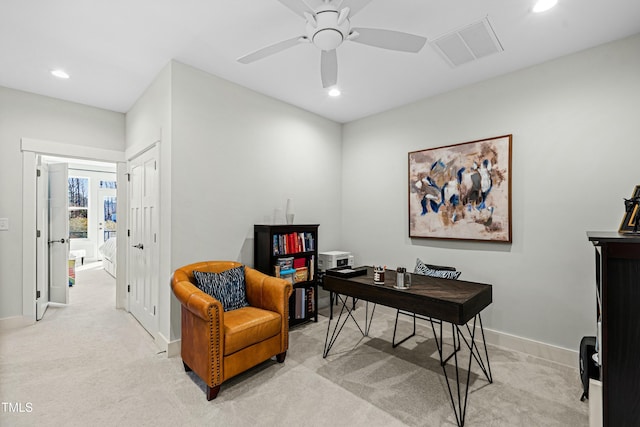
[272,232,315,256]
[276,257,294,269]
[307,286,315,313]
[295,288,306,319]
[291,287,315,321]
[293,267,308,283]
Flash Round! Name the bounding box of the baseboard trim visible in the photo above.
[156,331,181,358]
[480,326,578,369]
[167,339,181,358]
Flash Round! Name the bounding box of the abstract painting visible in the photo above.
[409,135,512,242]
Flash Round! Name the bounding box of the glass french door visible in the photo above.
[98,188,117,256]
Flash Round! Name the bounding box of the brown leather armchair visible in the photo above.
[171,261,293,400]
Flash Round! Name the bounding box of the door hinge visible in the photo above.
[154,233,157,243]
[154,160,157,170]
[36,230,41,238]
[36,290,41,299]
[36,169,41,177]
[153,306,156,315]
[127,285,130,293]
[126,173,130,182]
[127,229,130,237]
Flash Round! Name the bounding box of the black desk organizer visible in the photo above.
[325,266,368,278]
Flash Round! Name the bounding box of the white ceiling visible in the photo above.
[2,0,639,123]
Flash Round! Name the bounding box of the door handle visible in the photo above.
[132,243,144,250]
[49,238,66,244]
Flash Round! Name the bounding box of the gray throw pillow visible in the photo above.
[193,266,250,311]
[414,258,461,280]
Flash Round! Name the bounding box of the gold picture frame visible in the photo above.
[619,185,640,234]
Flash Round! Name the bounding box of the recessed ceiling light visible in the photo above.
[533,0,558,13]
[51,69,70,79]
[328,88,341,97]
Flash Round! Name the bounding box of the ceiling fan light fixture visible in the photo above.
[533,0,558,13]
[313,28,344,51]
[306,6,350,51]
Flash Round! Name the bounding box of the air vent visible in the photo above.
[431,16,503,68]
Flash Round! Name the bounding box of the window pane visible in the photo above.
[69,177,88,239]
[103,196,117,240]
[69,209,88,238]
[99,180,117,189]
[68,177,88,208]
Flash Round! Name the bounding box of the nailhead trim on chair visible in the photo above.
[209,303,222,388]
[284,290,290,351]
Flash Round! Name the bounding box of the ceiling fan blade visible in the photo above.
[277,0,315,18]
[350,27,427,52]
[339,0,373,17]
[237,36,306,64]
[321,49,337,88]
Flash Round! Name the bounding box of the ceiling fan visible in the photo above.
[237,0,427,88]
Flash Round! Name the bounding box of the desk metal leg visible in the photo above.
[329,292,357,321]
[392,310,418,348]
[323,295,376,358]
[459,314,493,383]
[432,314,492,427]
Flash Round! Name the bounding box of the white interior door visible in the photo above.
[128,146,158,335]
[48,163,69,304]
[36,163,49,320]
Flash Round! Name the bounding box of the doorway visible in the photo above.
[36,156,119,319]
[21,138,127,322]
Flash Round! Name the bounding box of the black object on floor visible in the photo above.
[579,335,599,401]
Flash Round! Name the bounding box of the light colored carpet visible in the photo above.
[0,263,588,426]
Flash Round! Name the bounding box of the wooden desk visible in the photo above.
[322,267,493,427]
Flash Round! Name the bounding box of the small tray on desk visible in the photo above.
[325,266,368,278]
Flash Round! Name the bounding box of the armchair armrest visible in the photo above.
[171,278,224,322]
[171,273,225,390]
[245,267,293,315]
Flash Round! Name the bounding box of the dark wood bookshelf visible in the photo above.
[254,224,319,327]
[587,232,640,426]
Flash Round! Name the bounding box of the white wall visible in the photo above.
[170,61,343,267]
[341,34,640,352]
[169,61,343,340]
[0,87,124,320]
